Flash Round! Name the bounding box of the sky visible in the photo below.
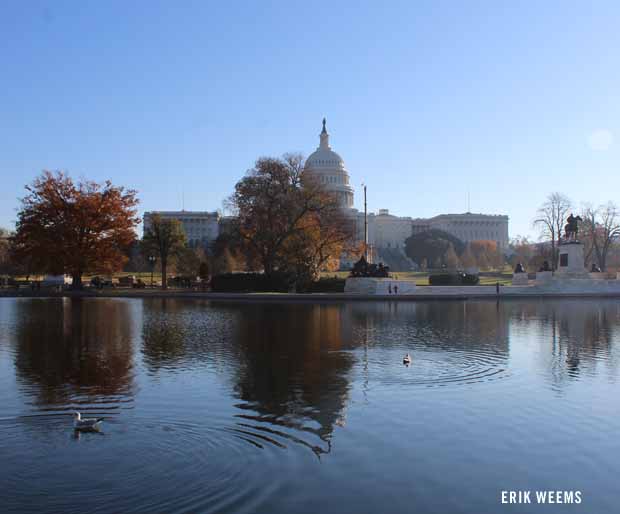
[1,0,619,239]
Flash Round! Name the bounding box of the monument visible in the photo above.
[344,255,416,295]
[556,214,588,276]
[511,262,529,285]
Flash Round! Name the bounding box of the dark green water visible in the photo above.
[0,298,619,513]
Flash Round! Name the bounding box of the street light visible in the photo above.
[361,182,368,261]
[148,255,157,287]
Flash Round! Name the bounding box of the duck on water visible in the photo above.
[73,412,104,431]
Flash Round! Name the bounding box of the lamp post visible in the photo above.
[148,255,157,287]
[362,183,368,261]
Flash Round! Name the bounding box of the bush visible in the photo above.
[168,276,194,288]
[429,273,479,286]
[461,273,480,285]
[300,277,345,293]
[210,272,292,292]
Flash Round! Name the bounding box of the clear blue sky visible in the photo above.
[1,1,619,239]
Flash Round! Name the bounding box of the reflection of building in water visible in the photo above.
[13,299,136,406]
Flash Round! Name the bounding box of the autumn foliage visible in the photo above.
[228,153,355,284]
[12,171,140,288]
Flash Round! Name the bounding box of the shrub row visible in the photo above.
[300,277,346,293]
[210,272,292,292]
[210,273,347,293]
[429,273,480,286]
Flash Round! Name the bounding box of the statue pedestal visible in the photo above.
[344,277,416,295]
[536,271,553,285]
[556,242,587,276]
[512,273,529,285]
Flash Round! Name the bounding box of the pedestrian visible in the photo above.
[496,282,500,295]
[388,284,392,294]
[394,284,398,295]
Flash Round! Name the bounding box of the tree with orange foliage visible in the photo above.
[469,240,503,270]
[12,171,140,288]
[228,153,354,284]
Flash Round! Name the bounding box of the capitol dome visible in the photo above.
[303,119,354,208]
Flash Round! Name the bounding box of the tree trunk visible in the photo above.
[72,272,82,290]
[161,258,167,289]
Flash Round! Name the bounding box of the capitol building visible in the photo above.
[301,119,509,268]
[144,119,509,270]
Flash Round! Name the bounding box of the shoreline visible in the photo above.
[2,287,620,302]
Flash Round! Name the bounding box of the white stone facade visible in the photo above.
[143,211,220,248]
[424,213,509,250]
[344,277,417,295]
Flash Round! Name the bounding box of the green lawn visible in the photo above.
[320,270,513,286]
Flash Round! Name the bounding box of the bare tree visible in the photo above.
[533,192,572,271]
[581,202,620,271]
[141,215,187,289]
[581,204,597,267]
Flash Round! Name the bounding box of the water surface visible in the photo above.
[0,298,618,513]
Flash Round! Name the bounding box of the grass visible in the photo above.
[320,270,513,286]
[12,269,513,288]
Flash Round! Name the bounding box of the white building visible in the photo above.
[143,211,220,248]
[143,120,510,267]
[301,119,510,267]
[425,213,509,250]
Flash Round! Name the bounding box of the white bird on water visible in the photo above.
[73,411,104,431]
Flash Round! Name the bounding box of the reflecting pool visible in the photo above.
[0,298,619,513]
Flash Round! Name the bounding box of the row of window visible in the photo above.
[320,175,349,185]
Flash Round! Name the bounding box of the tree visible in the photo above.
[141,215,186,289]
[404,229,465,269]
[228,153,354,282]
[0,228,10,275]
[444,244,460,270]
[533,192,572,271]
[509,235,535,269]
[470,240,498,270]
[174,247,203,277]
[12,171,139,288]
[198,260,210,290]
[460,244,476,269]
[581,202,620,271]
[211,247,237,275]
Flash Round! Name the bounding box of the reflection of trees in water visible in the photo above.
[506,299,619,386]
[230,303,353,454]
[344,301,510,357]
[140,298,241,372]
[141,299,190,370]
[139,300,354,454]
[13,299,135,406]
